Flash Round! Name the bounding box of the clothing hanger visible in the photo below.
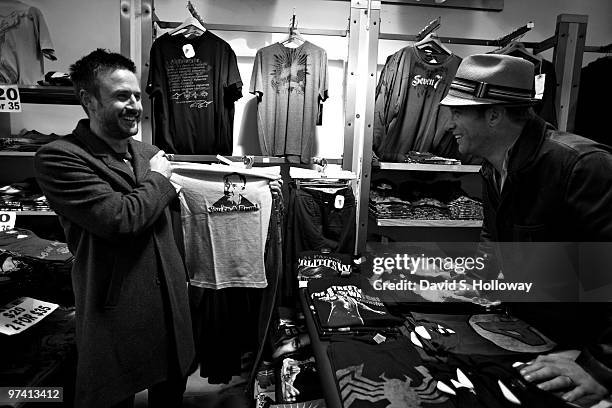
[281,10,305,48]
[290,161,356,191]
[415,32,452,59]
[413,17,452,63]
[497,40,542,68]
[169,2,206,38]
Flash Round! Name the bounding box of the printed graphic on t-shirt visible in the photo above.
[336,364,447,407]
[311,285,386,326]
[469,314,556,353]
[166,58,213,109]
[209,172,260,213]
[270,48,309,95]
[297,253,352,279]
[411,60,449,99]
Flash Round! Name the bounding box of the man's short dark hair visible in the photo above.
[224,173,247,185]
[70,49,137,104]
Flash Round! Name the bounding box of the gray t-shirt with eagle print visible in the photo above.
[250,41,328,164]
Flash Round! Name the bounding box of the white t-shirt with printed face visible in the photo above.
[170,163,280,289]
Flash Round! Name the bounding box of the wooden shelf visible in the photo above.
[373,217,482,228]
[13,211,56,216]
[376,162,481,173]
[0,151,36,157]
[18,86,79,105]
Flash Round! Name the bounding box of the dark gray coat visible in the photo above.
[34,120,195,407]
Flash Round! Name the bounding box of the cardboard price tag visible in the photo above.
[0,297,59,336]
[0,212,16,232]
[0,85,21,112]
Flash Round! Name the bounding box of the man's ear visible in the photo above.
[485,105,504,127]
[79,89,94,113]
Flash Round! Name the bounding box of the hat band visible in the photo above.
[450,77,535,102]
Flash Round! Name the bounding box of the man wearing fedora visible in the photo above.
[440,54,612,406]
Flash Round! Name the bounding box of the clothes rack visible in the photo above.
[351,11,592,254]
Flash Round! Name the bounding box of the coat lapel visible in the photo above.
[73,119,136,191]
[128,139,150,183]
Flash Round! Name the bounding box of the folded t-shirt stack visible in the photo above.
[0,130,61,152]
[296,251,355,286]
[369,179,482,221]
[0,228,73,305]
[0,178,51,212]
[306,275,402,336]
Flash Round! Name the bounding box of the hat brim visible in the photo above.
[440,89,540,107]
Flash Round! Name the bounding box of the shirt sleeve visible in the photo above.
[249,48,263,98]
[224,44,243,103]
[31,7,54,52]
[319,48,329,102]
[146,39,163,98]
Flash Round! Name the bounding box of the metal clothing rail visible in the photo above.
[167,155,342,165]
[584,42,612,53]
[154,18,348,38]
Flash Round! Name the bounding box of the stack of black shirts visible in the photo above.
[448,196,483,220]
[305,275,402,337]
[0,179,52,212]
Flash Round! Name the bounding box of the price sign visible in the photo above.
[0,297,59,336]
[0,85,21,112]
[0,212,16,232]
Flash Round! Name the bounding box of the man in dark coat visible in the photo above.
[34,49,195,408]
[440,54,612,406]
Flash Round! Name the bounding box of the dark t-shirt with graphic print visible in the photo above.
[147,31,242,154]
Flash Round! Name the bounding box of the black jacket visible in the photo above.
[477,115,612,391]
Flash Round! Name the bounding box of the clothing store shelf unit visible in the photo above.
[0,86,78,136]
[0,151,36,157]
[374,219,482,228]
[375,162,481,172]
[353,12,591,254]
[12,210,56,216]
[0,86,77,216]
[18,85,79,105]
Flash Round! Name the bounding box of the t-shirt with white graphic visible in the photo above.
[170,163,280,289]
[373,46,461,157]
[147,31,243,155]
[250,41,328,164]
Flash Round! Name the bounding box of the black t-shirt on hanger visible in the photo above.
[147,31,243,155]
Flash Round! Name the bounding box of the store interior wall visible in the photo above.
[10,0,612,158]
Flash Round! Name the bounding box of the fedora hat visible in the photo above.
[440,54,538,106]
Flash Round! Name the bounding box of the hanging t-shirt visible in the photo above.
[575,56,612,146]
[147,31,243,155]
[0,1,55,84]
[170,163,279,289]
[373,46,461,158]
[249,41,328,164]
